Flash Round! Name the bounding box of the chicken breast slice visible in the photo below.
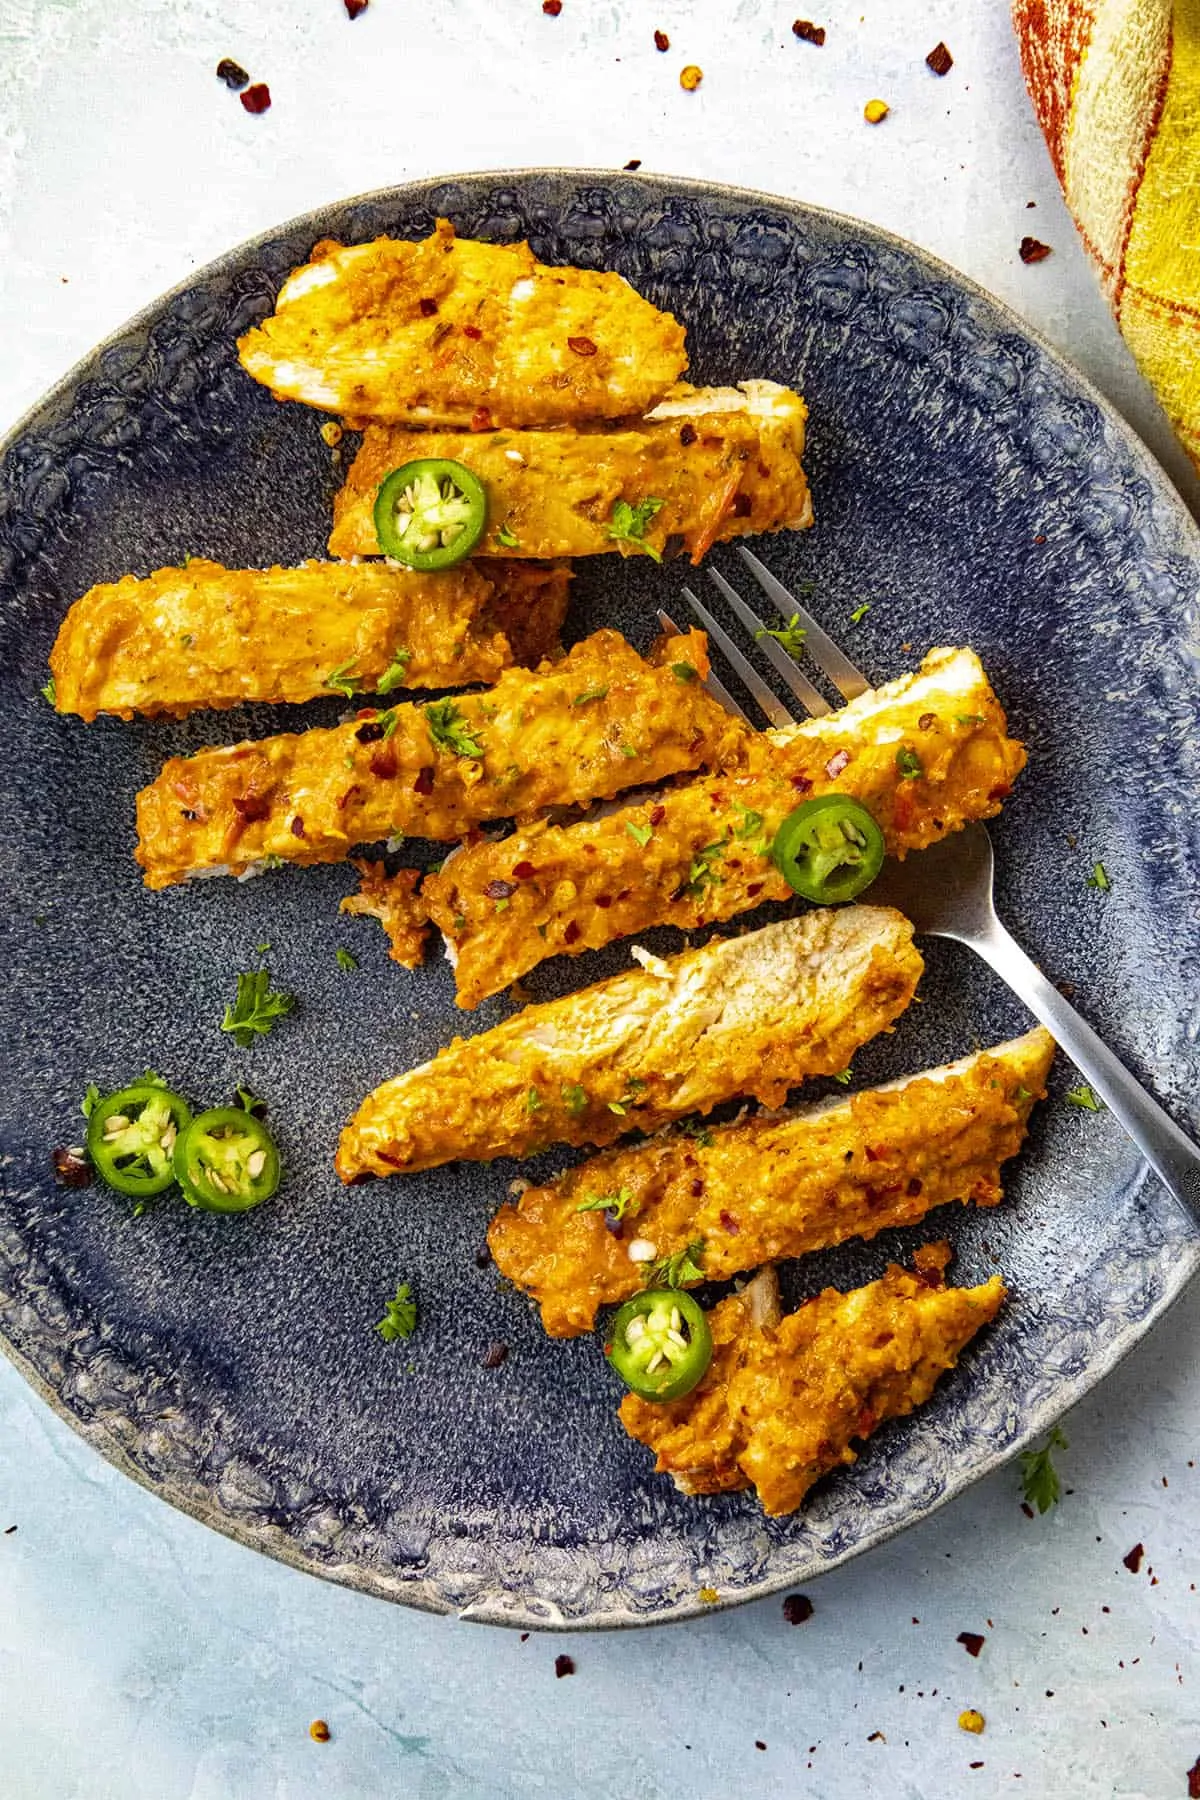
[335,906,923,1181]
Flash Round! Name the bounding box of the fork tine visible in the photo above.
[678,588,796,730]
[735,545,870,702]
[706,566,832,718]
[657,608,751,723]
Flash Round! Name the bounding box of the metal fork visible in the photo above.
[660,544,1200,1227]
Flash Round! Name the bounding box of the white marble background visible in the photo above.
[1,2,1197,1796]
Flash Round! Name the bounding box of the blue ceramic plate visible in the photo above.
[2,173,1198,1629]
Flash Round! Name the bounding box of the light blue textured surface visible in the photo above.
[2,1,1198,1794]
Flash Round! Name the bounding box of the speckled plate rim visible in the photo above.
[3,169,1198,1631]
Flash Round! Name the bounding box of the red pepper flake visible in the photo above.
[792,19,826,44]
[1123,1542,1144,1573]
[554,1653,575,1677]
[790,774,813,793]
[232,793,270,822]
[650,805,666,826]
[718,1209,739,1233]
[482,1340,509,1369]
[918,711,936,730]
[240,83,272,114]
[690,1178,705,1198]
[543,0,563,13]
[369,745,398,779]
[679,422,697,447]
[485,879,517,900]
[52,1146,92,1189]
[290,815,306,838]
[654,28,670,50]
[824,749,850,779]
[906,1176,923,1196]
[732,493,752,518]
[463,325,483,341]
[755,1741,768,1751]
[470,408,493,432]
[413,767,435,795]
[336,785,363,812]
[926,41,953,75]
[970,1763,984,1771]
[418,297,438,317]
[567,336,598,357]
[564,920,581,945]
[345,0,369,16]
[746,882,764,897]
[958,1631,986,1657]
[782,1593,813,1624]
[1019,236,1052,264]
[355,719,386,743]
[512,860,537,880]
[216,58,250,89]
[623,159,642,170]
[1188,1756,1200,1799]
[596,894,613,909]
[867,1732,885,1744]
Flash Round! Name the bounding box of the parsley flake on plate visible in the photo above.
[608,496,665,561]
[376,1282,418,1343]
[221,967,295,1048]
[1019,1425,1067,1513]
[424,697,484,759]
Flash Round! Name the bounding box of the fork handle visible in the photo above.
[970,918,1200,1228]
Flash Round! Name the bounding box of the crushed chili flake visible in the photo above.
[482,1340,509,1369]
[290,815,306,838]
[554,1653,574,1677]
[418,297,439,317]
[1021,1501,1034,1519]
[567,336,598,357]
[654,28,670,50]
[926,41,953,74]
[232,793,270,822]
[413,767,435,795]
[782,1593,813,1624]
[216,58,250,89]
[958,1631,986,1657]
[240,83,272,114]
[679,422,697,447]
[345,0,368,14]
[649,805,666,826]
[624,158,642,170]
[485,879,517,900]
[309,1720,331,1743]
[732,493,752,518]
[1123,1542,1144,1573]
[355,719,386,743]
[824,749,850,779]
[542,0,562,12]
[52,1146,91,1189]
[1189,1756,1200,1799]
[680,64,703,90]
[790,773,813,793]
[1019,236,1052,264]
[867,1732,886,1744]
[470,408,493,432]
[755,1740,767,1751]
[718,1209,739,1233]
[511,860,537,880]
[464,324,483,341]
[564,920,581,945]
[792,19,826,44]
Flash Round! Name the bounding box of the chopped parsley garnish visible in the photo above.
[1019,1425,1067,1513]
[849,602,872,625]
[832,1068,853,1085]
[375,1282,418,1343]
[679,1120,715,1147]
[40,677,56,707]
[896,747,923,780]
[573,685,609,707]
[608,1100,627,1115]
[221,967,295,1048]
[756,612,806,657]
[561,1083,589,1117]
[1066,1083,1103,1112]
[608,496,665,561]
[425,698,484,759]
[525,1086,543,1115]
[1013,1085,1033,1104]
[576,1186,634,1223]
[375,646,412,696]
[335,947,358,972]
[956,713,984,726]
[671,661,698,683]
[732,804,769,855]
[646,1239,706,1290]
[1087,861,1111,893]
[620,742,640,759]
[324,657,361,699]
[496,519,520,549]
[683,839,725,900]
[626,819,653,848]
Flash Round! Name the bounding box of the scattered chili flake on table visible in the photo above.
[482,1340,509,1369]
[1188,1754,1200,1799]
[1123,1542,1145,1573]
[654,28,670,50]
[543,0,562,13]
[867,1731,886,1743]
[755,1740,768,1751]
[783,1593,814,1624]
[216,58,249,89]
[624,158,642,169]
[52,1146,91,1188]
[554,1654,575,1678]
[926,41,953,74]
[309,1720,331,1743]
[345,0,368,16]
[958,1631,986,1657]
[959,1710,986,1735]
[680,64,703,90]
[1019,236,1052,264]
[240,83,272,114]
[864,98,890,122]
[792,19,826,43]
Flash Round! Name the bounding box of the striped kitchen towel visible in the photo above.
[1013,0,1200,475]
